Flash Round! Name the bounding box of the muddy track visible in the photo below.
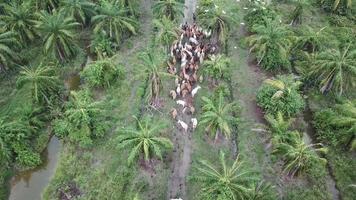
[167,0,198,199]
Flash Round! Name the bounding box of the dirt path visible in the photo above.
[167,1,197,199]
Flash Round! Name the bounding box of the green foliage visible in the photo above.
[60,0,96,25]
[257,75,305,116]
[0,116,43,168]
[197,0,238,45]
[247,19,293,71]
[200,92,238,140]
[307,44,356,96]
[116,116,173,165]
[136,50,172,104]
[90,32,118,59]
[153,0,184,21]
[191,151,254,200]
[203,54,231,82]
[243,2,276,31]
[15,148,42,168]
[153,17,178,51]
[265,112,295,144]
[16,63,60,104]
[0,28,20,71]
[81,57,124,88]
[92,0,138,44]
[53,90,106,147]
[273,132,327,177]
[320,0,354,14]
[0,1,38,44]
[314,100,356,150]
[35,10,80,61]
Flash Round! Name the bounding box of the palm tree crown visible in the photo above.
[60,0,96,25]
[0,1,38,44]
[153,17,178,52]
[153,0,184,21]
[116,116,173,164]
[309,44,356,95]
[35,11,80,61]
[200,92,237,141]
[247,19,293,71]
[203,54,231,82]
[192,151,253,200]
[274,132,327,176]
[16,63,60,104]
[0,29,20,71]
[92,1,138,44]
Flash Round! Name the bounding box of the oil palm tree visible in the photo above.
[274,132,327,177]
[203,54,231,83]
[0,1,38,44]
[200,92,237,141]
[153,17,178,53]
[30,0,59,12]
[324,101,356,150]
[60,0,96,25]
[308,44,356,95]
[247,19,293,71]
[192,151,253,200]
[290,0,309,25]
[92,0,138,44]
[116,116,173,165]
[61,90,104,146]
[0,28,20,71]
[321,0,353,11]
[35,11,80,61]
[197,0,237,45]
[118,0,139,16]
[257,75,305,117]
[137,51,173,105]
[265,112,295,144]
[16,63,60,104]
[153,0,184,21]
[294,26,327,53]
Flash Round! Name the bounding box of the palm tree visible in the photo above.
[265,112,295,144]
[290,0,309,25]
[92,1,138,44]
[247,19,293,71]
[35,11,80,61]
[257,75,305,116]
[118,0,140,16]
[61,90,104,146]
[153,17,178,53]
[116,116,173,165]
[203,54,231,83]
[60,0,96,25]
[137,51,173,105]
[250,181,274,200]
[196,0,237,45]
[274,132,327,177]
[16,63,60,104]
[30,0,59,12]
[308,44,356,95]
[0,1,38,44]
[321,0,353,11]
[294,26,327,53]
[153,0,184,21]
[324,101,356,150]
[200,92,237,141]
[0,29,20,71]
[192,151,253,200]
